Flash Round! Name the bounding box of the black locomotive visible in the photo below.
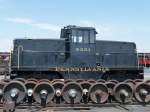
[10,25,143,81]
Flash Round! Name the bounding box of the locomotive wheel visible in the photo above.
[113,82,133,104]
[0,81,6,102]
[87,79,96,84]
[52,81,64,96]
[33,82,55,106]
[51,79,64,83]
[134,82,150,103]
[1,79,12,83]
[13,78,26,83]
[80,81,91,104]
[106,82,116,95]
[3,81,27,103]
[89,83,109,104]
[27,78,38,83]
[134,79,143,84]
[145,80,150,85]
[108,80,119,84]
[52,81,64,104]
[106,81,116,103]
[25,81,37,96]
[62,82,82,104]
[80,81,91,90]
[25,81,37,104]
[80,81,91,95]
[64,79,74,83]
[97,79,105,83]
[38,79,51,83]
[124,79,136,89]
[124,79,135,85]
[76,79,84,83]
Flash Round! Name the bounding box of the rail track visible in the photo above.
[0,103,150,112]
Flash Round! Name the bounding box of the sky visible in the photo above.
[0,0,150,52]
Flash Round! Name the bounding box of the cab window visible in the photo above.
[72,30,77,43]
[90,31,95,43]
[72,30,83,43]
[72,29,95,43]
[78,31,83,43]
[83,31,89,43]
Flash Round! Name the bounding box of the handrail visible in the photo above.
[17,45,23,69]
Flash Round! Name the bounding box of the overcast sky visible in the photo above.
[0,0,150,52]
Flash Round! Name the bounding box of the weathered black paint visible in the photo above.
[11,25,143,81]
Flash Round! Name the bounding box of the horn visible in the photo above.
[113,82,133,104]
[52,81,64,104]
[25,80,37,104]
[80,81,91,104]
[3,81,26,103]
[134,82,150,103]
[33,82,55,107]
[89,83,109,103]
[62,82,82,104]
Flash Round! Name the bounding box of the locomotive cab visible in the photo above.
[60,25,97,44]
[60,26,98,67]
